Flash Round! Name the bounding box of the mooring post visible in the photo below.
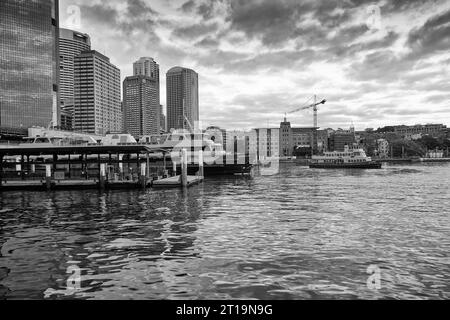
[180,148,188,188]
[173,160,177,176]
[0,155,3,187]
[99,163,106,190]
[140,162,147,188]
[118,154,123,180]
[198,149,204,179]
[45,164,52,190]
[146,152,150,179]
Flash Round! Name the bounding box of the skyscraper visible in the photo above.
[133,57,159,79]
[123,76,160,137]
[0,0,60,130]
[73,50,121,135]
[166,67,199,131]
[59,28,91,111]
[123,57,160,137]
[160,105,166,132]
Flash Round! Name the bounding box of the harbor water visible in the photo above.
[0,163,449,299]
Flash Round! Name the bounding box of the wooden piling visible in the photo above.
[45,165,52,190]
[198,149,204,178]
[180,148,188,188]
[140,162,147,188]
[99,163,106,189]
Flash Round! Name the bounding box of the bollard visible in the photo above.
[45,165,52,190]
[99,163,106,189]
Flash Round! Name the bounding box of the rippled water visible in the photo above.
[0,163,449,300]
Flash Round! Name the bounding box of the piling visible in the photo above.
[99,163,106,189]
[198,150,204,178]
[180,148,188,188]
[140,162,147,188]
[45,165,52,190]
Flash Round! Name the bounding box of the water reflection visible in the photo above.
[0,163,449,299]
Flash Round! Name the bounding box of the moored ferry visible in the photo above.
[309,146,382,169]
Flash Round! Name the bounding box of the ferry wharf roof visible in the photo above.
[0,145,171,157]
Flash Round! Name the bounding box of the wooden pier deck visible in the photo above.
[152,175,203,188]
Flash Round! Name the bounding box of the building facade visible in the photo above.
[250,128,280,160]
[280,118,294,156]
[123,75,160,137]
[328,129,356,151]
[59,28,91,123]
[279,117,328,156]
[160,105,166,132]
[0,0,60,129]
[73,50,121,135]
[393,124,447,139]
[133,57,159,79]
[166,67,199,131]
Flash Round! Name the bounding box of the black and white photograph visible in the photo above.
[0,0,449,308]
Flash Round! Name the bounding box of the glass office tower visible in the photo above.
[0,0,60,129]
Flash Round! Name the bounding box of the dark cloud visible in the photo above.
[195,36,220,48]
[407,9,450,58]
[228,0,304,46]
[172,22,218,40]
[180,0,196,13]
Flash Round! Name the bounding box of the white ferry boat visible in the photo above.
[309,146,382,169]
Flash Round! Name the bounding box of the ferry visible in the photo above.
[309,146,382,169]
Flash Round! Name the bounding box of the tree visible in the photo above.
[417,135,440,150]
[391,139,425,157]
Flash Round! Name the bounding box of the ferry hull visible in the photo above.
[186,163,253,176]
[309,162,382,169]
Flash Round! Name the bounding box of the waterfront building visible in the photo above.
[279,117,328,156]
[166,67,199,131]
[250,128,280,160]
[73,50,121,135]
[59,28,91,129]
[280,118,294,156]
[123,75,160,137]
[0,0,60,129]
[328,129,356,151]
[393,124,447,139]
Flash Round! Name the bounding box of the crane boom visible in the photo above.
[288,99,326,114]
[286,95,327,155]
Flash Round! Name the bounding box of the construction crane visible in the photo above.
[288,95,326,129]
[287,95,326,155]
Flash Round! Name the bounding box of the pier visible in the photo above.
[0,145,205,191]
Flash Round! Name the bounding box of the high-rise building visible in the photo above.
[160,105,166,132]
[0,0,60,130]
[166,67,199,131]
[59,28,91,111]
[133,57,159,79]
[73,50,121,135]
[123,75,160,137]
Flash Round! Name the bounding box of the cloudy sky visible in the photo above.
[60,0,450,131]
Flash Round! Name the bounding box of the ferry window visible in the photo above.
[36,138,47,143]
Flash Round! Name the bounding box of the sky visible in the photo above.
[59,0,450,131]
